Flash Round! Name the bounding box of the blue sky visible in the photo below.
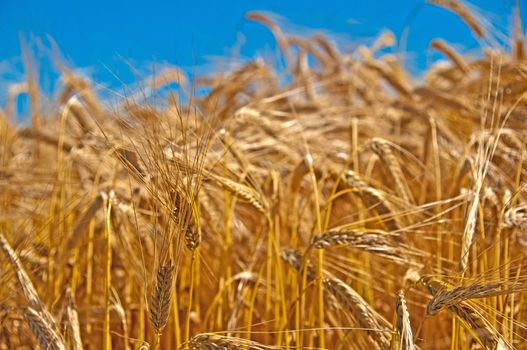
[0,0,523,99]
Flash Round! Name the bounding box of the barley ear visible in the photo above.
[24,307,66,350]
[395,290,415,350]
[150,260,175,335]
[0,233,57,329]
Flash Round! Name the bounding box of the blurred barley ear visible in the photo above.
[65,289,83,350]
[0,234,57,329]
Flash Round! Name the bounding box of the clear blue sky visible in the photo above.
[0,0,523,98]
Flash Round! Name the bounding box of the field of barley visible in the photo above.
[1,1,527,349]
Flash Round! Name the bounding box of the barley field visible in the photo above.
[1,2,527,349]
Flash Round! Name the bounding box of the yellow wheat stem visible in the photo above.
[104,191,114,350]
[185,249,197,348]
